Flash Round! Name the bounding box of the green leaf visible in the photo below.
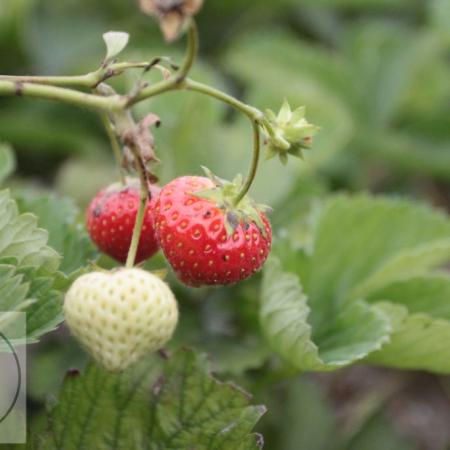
[0,265,63,340]
[0,190,65,342]
[366,302,450,373]
[103,31,129,61]
[262,195,450,374]
[351,239,450,300]
[22,269,64,342]
[306,195,450,374]
[0,268,63,345]
[33,350,265,450]
[16,192,96,274]
[308,195,450,372]
[0,190,60,269]
[307,195,450,321]
[363,274,450,373]
[0,142,16,184]
[260,257,390,371]
[260,257,320,371]
[368,274,450,320]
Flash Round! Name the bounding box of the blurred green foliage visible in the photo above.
[1,0,450,448]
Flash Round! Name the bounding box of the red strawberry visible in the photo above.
[87,179,160,264]
[154,175,272,286]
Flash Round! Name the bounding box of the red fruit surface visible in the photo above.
[87,181,160,264]
[154,176,272,286]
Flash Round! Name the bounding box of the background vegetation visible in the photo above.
[1,0,450,449]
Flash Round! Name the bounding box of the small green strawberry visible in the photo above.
[64,268,178,372]
[262,100,319,164]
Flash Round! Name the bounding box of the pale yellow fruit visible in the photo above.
[64,268,178,372]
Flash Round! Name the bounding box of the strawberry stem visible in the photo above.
[233,122,261,206]
[126,145,149,268]
[176,19,198,83]
[0,62,155,88]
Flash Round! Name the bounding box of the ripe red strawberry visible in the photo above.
[87,179,160,264]
[154,175,272,286]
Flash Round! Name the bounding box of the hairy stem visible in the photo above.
[125,147,149,268]
[234,122,261,205]
[0,73,98,87]
[0,62,154,88]
[176,20,198,81]
[185,79,262,121]
[0,80,123,111]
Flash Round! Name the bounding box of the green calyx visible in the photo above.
[262,100,320,164]
[193,167,271,237]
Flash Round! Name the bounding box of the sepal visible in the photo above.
[262,100,319,164]
[192,167,271,238]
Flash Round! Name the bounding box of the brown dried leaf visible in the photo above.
[183,0,203,15]
[121,146,135,170]
[136,114,161,164]
[139,0,157,15]
[140,113,162,130]
[139,0,203,41]
[160,11,184,42]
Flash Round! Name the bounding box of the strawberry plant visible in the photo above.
[0,0,450,449]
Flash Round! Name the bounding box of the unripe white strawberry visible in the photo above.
[64,268,178,372]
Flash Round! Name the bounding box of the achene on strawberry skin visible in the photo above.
[154,176,272,287]
[87,180,160,264]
